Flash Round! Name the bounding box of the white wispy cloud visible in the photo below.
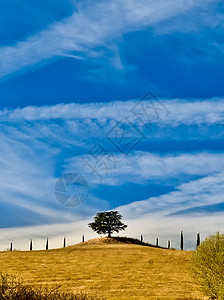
[1,98,224,126]
[66,151,224,186]
[0,123,77,222]
[0,0,215,77]
[117,172,224,218]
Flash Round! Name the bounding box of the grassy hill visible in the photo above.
[0,237,203,299]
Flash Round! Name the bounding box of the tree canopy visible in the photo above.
[88,211,127,237]
[191,232,224,299]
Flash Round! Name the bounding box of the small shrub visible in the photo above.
[0,273,104,300]
[190,232,224,299]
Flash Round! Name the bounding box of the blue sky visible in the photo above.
[0,0,224,250]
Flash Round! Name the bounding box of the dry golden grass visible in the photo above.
[0,237,203,300]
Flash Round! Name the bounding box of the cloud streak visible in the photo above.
[66,151,224,186]
[117,171,224,219]
[0,0,216,78]
[1,97,224,123]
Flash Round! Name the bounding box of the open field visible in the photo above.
[0,238,203,300]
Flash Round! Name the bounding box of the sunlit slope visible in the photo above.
[0,238,202,300]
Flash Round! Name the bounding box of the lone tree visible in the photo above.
[88,211,127,237]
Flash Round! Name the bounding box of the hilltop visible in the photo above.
[76,236,167,248]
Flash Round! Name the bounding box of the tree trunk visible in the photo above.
[108,231,111,237]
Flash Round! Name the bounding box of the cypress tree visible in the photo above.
[156,238,159,246]
[10,242,13,251]
[167,240,171,249]
[140,235,143,242]
[30,239,33,251]
[82,235,85,242]
[63,237,66,248]
[46,238,49,250]
[180,231,184,251]
[196,233,200,247]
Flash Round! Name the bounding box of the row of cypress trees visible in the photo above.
[140,231,201,250]
[8,235,85,251]
[8,233,201,251]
